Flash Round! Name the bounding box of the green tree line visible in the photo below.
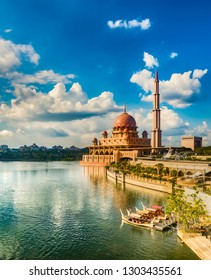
[0,149,88,161]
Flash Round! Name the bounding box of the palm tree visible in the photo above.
[155,163,164,178]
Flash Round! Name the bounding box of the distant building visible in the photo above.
[19,145,30,152]
[29,143,39,151]
[52,145,63,151]
[181,136,202,151]
[68,145,80,151]
[0,145,9,152]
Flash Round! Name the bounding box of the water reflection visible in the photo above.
[0,162,198,260]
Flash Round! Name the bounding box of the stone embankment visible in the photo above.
[106,169,172,193]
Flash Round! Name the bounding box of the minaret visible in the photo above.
[151,71,162,153]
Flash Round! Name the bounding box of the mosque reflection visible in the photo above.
[82,165,167,213]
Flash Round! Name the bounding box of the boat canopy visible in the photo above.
[152,205,163,210]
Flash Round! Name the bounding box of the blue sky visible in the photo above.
[0,0,210,148]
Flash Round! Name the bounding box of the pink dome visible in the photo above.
[114,112,136,128]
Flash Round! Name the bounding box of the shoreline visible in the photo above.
[177,229,211,260]
[106,169,211,260]
[106,169,172,193]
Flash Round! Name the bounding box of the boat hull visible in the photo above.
[122,215,154,229]
[120,208,177,231]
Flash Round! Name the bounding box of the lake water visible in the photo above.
[0,161,198,260]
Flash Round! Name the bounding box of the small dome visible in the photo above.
[114,112,136,128]
[102,130,108,134]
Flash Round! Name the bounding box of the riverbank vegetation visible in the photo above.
[195,146,211,156]
[108,160,211,194]
[0,148,88,161]
[109,161,178,185]
[166,187,210,233]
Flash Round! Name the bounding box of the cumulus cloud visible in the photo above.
[6,70,75,85]
[0,38,40,72]
[143,52,159,68]
[0,82,121,122]
[170,52,178,59]
[160,106,190,134]
[130,69,208,108]
[107,18,151,30]
[192,69,208,79]
[185,121,211,146]
[187,121,209,137]
[131,106,189,136]
[130,69,154,93]
[0,81,123,147]
[0,37,122,148]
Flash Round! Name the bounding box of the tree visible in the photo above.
[166,188,209,232]
[155,163,164,175]
[171,169,177,177]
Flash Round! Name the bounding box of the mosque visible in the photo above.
[81,71,162,165]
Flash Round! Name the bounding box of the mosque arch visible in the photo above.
[186,171,193,175]
[178,170,184,177]
[119,157,133,162]
[153,168,158,175]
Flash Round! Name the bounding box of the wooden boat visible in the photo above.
[120,206,177,231]
[120,209,154,229]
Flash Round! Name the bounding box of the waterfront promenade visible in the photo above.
[107,169,211,260]
[178,230,211,260]
[106,169,172,193]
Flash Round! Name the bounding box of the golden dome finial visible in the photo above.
[124,103,126,113]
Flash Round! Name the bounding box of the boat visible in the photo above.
[120,204,177,231]
[140,201,164,213]
[120,209,154,229]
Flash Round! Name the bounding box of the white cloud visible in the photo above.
[0,130,13,137]
[6,70,75,85]
[170,52,178,59]
[143,52,159,68]
[0,81,123,147]
[107,18,151,30]
[130,68,208,108]
[131,106,189,135]
[0,37,122,148]
[4,29,13,33]
[0,38,40,72]
[0,82,121,121]
[161,106,190,133]
[192,69,208,79]
[107,20,126,29]
[16,44,40,65]
[130,69,154,93]
[185,121,211,146]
